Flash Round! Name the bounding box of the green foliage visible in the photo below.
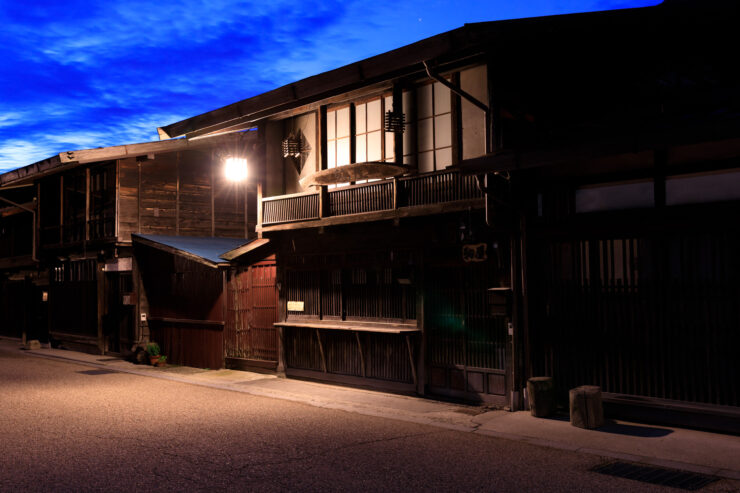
[145,341,160,357]
[158,355,167,364]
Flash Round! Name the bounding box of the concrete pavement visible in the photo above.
[3,337,739,482]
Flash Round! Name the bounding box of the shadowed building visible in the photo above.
[156,0,740,430]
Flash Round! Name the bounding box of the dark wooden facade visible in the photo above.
[156,0,740,426]
[0,134,257,355]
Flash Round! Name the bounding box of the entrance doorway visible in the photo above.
[224,258,278,371]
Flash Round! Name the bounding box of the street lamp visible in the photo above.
[224,156,248,182]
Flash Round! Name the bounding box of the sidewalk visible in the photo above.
[4,338,739,481]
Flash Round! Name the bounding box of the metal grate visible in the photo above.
[591,462,718,490]
[78,369,118,375]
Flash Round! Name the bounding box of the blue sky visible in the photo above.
[0,0,659,172]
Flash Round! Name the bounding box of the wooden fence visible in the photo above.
[529,233,740,408]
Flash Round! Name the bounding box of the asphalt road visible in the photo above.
[0,347,735,492]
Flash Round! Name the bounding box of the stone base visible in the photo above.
[527,376,554,417]
[569,385,604,429]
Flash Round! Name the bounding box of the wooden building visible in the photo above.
[0,185,39,342]
[0,133,261,358]
[131,234,275,370]
[156,0,740,429]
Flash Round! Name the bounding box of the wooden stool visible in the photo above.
[569,385,604,429]
[527,377,554,417]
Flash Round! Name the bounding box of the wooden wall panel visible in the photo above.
[139,152,177,235]
[117,157,139,241]
[460,64,487,160]
[213,174,251,238]
[179,150,213,237]
[117,147,255,241]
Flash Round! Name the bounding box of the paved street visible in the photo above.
[0,346,737,492]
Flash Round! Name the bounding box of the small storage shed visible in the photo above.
[132,234,275,370]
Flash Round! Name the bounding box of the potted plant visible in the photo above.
[157,355,167,367]
[145,341,161,366]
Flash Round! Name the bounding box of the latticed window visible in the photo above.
[415,81,453,173]
[286,257,416,323]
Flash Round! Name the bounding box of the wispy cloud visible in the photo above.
[0,0,660,172]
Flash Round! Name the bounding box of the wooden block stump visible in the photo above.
[527,376,554,417]
[569,385,604,429]
[25,340,41,350]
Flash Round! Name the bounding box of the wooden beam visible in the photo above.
[175,152,180,236]
[85,168,90,241]
[319,105,328,171]
[97,260,105,355]
[392,83,404,162]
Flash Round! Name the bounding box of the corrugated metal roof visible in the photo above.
[132,234,252,266]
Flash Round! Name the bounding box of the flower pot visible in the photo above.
[149,355,160,366]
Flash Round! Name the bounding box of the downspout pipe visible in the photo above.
[423,60,489,114]
[424,60,495,225]
[0,195,37,262]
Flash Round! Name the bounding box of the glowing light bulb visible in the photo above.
[224,157,248,182]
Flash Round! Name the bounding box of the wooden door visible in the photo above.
[103,272,135,354]
[225,259,278,369]
[425,262,510,406]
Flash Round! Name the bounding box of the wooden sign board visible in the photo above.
[287,301,305,312]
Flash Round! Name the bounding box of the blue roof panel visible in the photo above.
[133,234,252,264]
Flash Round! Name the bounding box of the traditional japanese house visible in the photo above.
[0,185,39,343]
[0,132,263,361]
[156,0,740,429]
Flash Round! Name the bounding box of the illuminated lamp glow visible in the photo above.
[224,157,248,182]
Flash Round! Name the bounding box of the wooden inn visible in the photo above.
[1,0,738,431]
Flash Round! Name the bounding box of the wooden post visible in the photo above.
[85,168,90,241]
[256,183,263,234]
[59,175,64,244]
[97,260,105,355]
[451,72,461,165]
[416,251,425,396]
[319,185,329,218]
[115,159,120,240]
[486,59,498,154]
[276,258,286,376]
[175,152,180,236]
[569,385,604,429]
[319,105,328,171]
[392,83,404,163]
[211,151,216,237]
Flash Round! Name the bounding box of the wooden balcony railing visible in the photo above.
[262,191,320,225]
[261,169,484,227]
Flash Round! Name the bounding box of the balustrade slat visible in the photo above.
[262,170,485,225]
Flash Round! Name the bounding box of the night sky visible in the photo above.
[0,0,659,172]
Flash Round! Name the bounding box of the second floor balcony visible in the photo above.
[259,168,485,231]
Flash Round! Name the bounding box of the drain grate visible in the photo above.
[78,369,118,375]
[591,461,717,491]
